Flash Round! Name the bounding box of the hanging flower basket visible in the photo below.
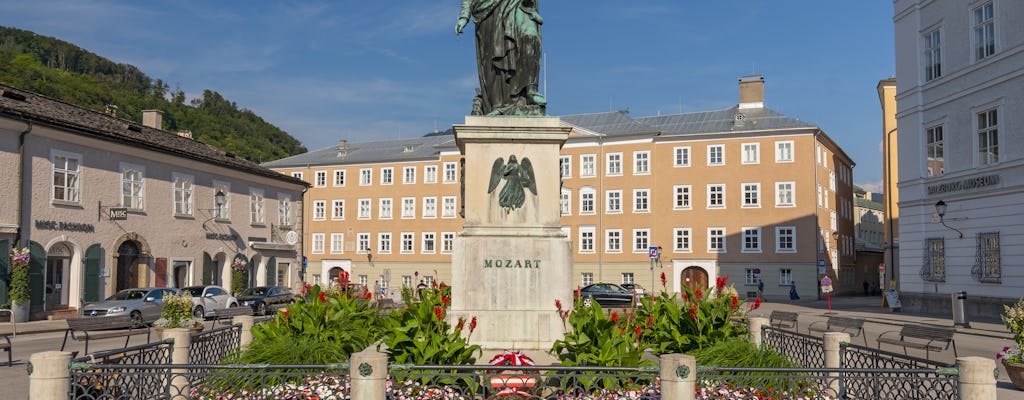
[488,350,536,397]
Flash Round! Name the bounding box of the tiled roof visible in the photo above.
[635,106,817,136]
[262,134,457,168]
[559,110,658,136]
[0,84,306,187]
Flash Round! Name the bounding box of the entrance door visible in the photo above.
[116,241,140,292]
[45,243,70,310]
[173,261,190,288]
[680,266,708,295]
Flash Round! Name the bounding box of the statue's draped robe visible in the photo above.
[466,0,542,115]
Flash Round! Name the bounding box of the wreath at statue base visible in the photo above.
[488,351,536,397]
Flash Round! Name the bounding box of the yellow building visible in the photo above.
[265,76,856,300]
[877,78,898,290]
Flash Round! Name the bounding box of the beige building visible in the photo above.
[877,78,899,291]
[0,84,307,319]
[266,76,856,301]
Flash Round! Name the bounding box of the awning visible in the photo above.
[249,242,295,251]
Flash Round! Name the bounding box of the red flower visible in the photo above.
[646,315,654,328]
[659,272,667,287]
[469,316,478,333]
[456,317,466,332]
[634,325,642,338]
[562,310,570,320]
[683,293,689,302]
[610,311,620,324]
[753,297,762,310]
[695,288,703,299]
[554,299,562,311]
[689,304,698,319]
[318,292,326,303]
[434,306,443,320]
[716,276,728,291]
[440,282,447,290]
[283,309,290,318]
[431,280,438,288]
[731,295,739,310]
[364,292,372,299]
[442,296,451,307]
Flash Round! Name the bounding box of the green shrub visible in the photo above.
[690,338,799,368]
[378,284,480,365]
[636,275,748,355]
[549,299,653,368]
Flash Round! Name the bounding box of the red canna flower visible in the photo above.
[753,297,762,310]
[318,292,326,303]
[695,288,703,299]
[689,304,698,320]
[440,282,447,290]
[646,315,654,328]
[434,306,443,320]
[562,310,570,320]
[364,292,372,299]
[683,293,689,302]
[659,272,667,287]
[554,299,562,311]
[455,317,466,332]
[283,309,290,318]
[610,311,620,324]
[431,280,438,288]
[469,316,478,333]
[634,325,642,338]
[442,296,451,307]
[716,276,728,291]
[731,295,739,310]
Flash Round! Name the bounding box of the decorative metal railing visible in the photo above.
[388,364,661,399]
[697,366,958,400]
[762,325,826,368]
[188,324,243,387]
[69,340,174,399]
[840,342,959,399]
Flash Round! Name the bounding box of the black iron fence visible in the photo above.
[697,366,958,400]
[69,340,173,399]
[840,342,958,399]
[389,364,661,399]
[762,325,826,368]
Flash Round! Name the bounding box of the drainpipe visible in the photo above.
[15,119,33,245]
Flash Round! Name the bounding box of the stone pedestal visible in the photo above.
[451,116,573,351]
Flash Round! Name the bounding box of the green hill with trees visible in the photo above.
[0,26,306,162]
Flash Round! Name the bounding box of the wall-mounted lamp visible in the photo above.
[202,190,228,230]
[935,200,963,239]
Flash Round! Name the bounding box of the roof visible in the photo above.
[0,84,306,187]
[855,198,884,211]
[262,134,457,168]
[559,110,659,136]
[634,106,817,136]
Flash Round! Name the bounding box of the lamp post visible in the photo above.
[202,189,228,230]
[935,200,963,239]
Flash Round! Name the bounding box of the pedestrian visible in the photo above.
[373,280,381,300]
[863,280,870,296]
[757,279,765,301]
[417,280,427,300]
[789,280,800,300]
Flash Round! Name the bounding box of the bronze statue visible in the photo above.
[457,0,546,116]
[488,155,537,213]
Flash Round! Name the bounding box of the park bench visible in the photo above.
[61,315,151,355]
[375,298,400,311]
[211,307,254,327]
[769,311,799,331]
[876,323,957,360]
[807,316,867,345]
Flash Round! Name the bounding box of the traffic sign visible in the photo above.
[648,246,660,259]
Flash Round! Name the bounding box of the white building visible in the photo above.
[893,0,1023,318]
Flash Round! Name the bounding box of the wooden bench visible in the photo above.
[61,315,150,355]
[807,316,867,345]
[211,307,254,327]
[769,311,799,331]
[876,323,957,360]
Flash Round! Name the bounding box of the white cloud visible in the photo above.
[858,181,883,194]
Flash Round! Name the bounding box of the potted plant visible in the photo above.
[231,258,246,295]
[1000,298,1024,390]
[154,292,203,334]
[8,245,30,323]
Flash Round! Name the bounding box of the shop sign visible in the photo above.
[206,232,240,241]
[35,220,95,233]
[109,208,128,220]
[927,174,1000,195]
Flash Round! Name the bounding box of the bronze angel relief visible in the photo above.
[487,155,537,213]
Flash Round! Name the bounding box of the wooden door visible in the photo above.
[680,266,708,295]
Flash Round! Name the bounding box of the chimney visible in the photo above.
[338,140,348,158]
[177,130,193,139]
[142,109,164,129]
[738,75,765,109]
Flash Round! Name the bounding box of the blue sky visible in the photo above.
[0,1,894,189]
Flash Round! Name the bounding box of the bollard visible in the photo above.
[748,317,769,348]
[957,357,996,400]
[349,348,388,400]
[163,328,193,400]
[659,354,696,400]
[28,351,72,400]
[233,315,255,350]
[823,332,850,396]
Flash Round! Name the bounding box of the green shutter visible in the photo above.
[266,257,277,286]
[203,252,214,285]
[28,241,45,312]
[0,240,8,304]
[83,244,102,302]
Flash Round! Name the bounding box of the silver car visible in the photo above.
[80,287,182,326]
[181,285,238,319]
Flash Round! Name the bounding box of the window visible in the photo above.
[579,226,595,253]
[743,227,761,253]
[674,185,691,209]
[422,232,436,254]
[250,189,265,224]
[358,199,371,219]
[580,189,595,214]
[978,109,998,165]
[975,232,1000,282]
[742,183,760,208]
[559,156,571,178]
[633,151,649,174]
[742,143,759,164]
[582,272,594,287]
[173,174,193,216]
[402,166,416,184]
[402,275,413,287]
[441,232,455,254]
[314,171,327,187]
[817,185,823,207]
[829,171,836,192]
[401,232,414,254]
[424,165,438,183]
[360,168,372,185]
[378,232,392,254]
[674,146,690,167]
[313,200,326,220]
[443,162,457,183]
[332,200,345,220]
[776,182,795,207]
[333,170,346,187]
[708,228,726,253]
[423,197,437,218]
[381,168,394,185]
[213,182,229,219]
[401,197,416,219]
[357,233,370,254]
[278,195,292,225]
[673,228,691,253]
[744,269,757,285]
[707,184,725,208]
[580,154,596,177]
[606,229,622,253]
[606,190,622,213]
[708,144,724,165]
[607,153,622,175]
[776,226,796,253]
[291,171,303,180]
[973,2,995,61]
[52,151,82,203]
[633,189,649,213]
[633,229,649,253]
[779,269,793,286]
[120,164,145,210]
[331,233,344,254]
[442,196,457,218]
[379,198,393,219]
[621,273,634,285]
[358,275,368,286]
[312,233,325,254]
[776,141,794,162]
[560,189,571,215]
[924,28,941,81]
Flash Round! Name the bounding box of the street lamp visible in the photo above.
[202,189,228,230]
[934,200,963,239]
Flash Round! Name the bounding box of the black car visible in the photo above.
[578,283,635,308]
[237,286,294,315]
[620,283,647,300]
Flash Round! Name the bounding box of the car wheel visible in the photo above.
[193,306,205,319]
[228,302,238,308]
[129,311,145,327]
[256,302,266,316]
[582,297,593,307]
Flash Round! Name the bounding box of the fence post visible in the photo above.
[349,348,388,400]
[957,356,996,400]
[233,315,255,350]
[748,317,769,348]
[164,328,193,400]
[823,332,850,396]
[659,354,696,400]
[28,351,72,400]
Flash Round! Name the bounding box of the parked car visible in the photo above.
[620,283,647,301]
[80,287,182,326]
[181,285,238,319]
[237,286,294,315]
[577,283,635,308]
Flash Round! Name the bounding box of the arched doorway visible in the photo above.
[328,267,343,285]
[45,243,72,310]
[116,241,141,292]
[680,266,708,294]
